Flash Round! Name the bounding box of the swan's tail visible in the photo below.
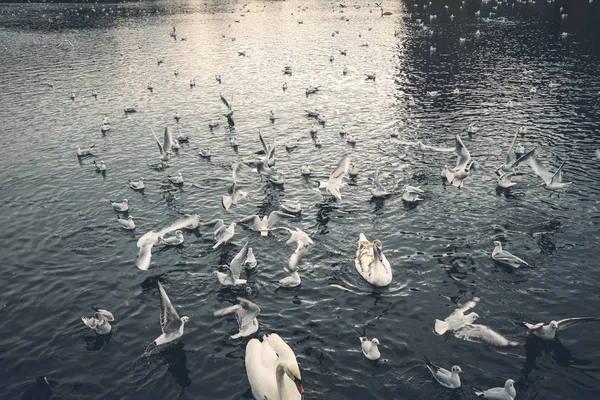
[433,319,449,335]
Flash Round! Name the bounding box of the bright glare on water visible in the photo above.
[1,0,600,399]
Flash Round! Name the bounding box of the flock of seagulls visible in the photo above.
[33,0,595,399]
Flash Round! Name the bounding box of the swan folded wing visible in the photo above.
[454,324,518,347]
[265,333,298,365]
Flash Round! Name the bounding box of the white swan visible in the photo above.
[245,333,304,400]
[355,233,392,286]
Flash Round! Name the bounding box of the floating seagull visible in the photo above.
[491,241,529,268]
[110,199,129,212]
[305,109,320,118]
[305,85,320,95]
[359,330,381,360]
[278,227,314,251]
[301,164,312,176]
[453,323,518,347]
[198,147,211,158]
[348,162,359,177]
[402,185,424,203]
[238,211,293,237]
[279,265,301,288]
[283,66,292,75]
[76,144,95,157]
[123,106,136,114]
[174,111,181,123]
[281,200,302,214]
[453,88,460,95]
[434,300,480,336]
[159,230,184,246]
[346,135,357,145]
[128,177,145,191]
[365,73,376,80]
[136,215,200,270]
[154,282,190,346]
[269,110,277,123]
[214,297,261,339]
[396,139,454,153]
[523,317,600,340]
[525,155,572,191]
[100,123,110,134]
[474,379,516,400]
[424,356,463,389]
[189,79,195,88]
[496,172,517,189]
[282,82,288,91]
[245,333,304,400]
[316,154,350,200]
[93,160,107,172]
[215,75,222,84]
[369,169,391,198]
[245,248,257,269]
[215,242,250,286]
[355,233,392,287]
[117,215,135,230]
[81,308,114,335]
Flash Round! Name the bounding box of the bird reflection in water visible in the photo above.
[158,341,192,395]
[522,335,591,376]
[84,331,112,351]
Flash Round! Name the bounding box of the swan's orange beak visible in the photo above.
[294,378,304,395]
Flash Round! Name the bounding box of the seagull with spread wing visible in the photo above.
[524,152,572,191]
[523,317,600,340]
[238,211,294,237]
[220,93,235,126]
[215,242,250,286]
[316,154,351,200]
[153,282,190,346]
[135,215,199,271]
[214,297,261,339]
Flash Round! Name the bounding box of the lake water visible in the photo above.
[1,0,600,399]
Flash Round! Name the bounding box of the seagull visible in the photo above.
[402,185,424,203]
[348,162,359,177]
[245,248,257,269]
[174,111,181,123]
[305,85,320,95]
[154,282,191,346]
[189,79,195,88]
[258,131,277,167]
[453,324,519,347]
[365,73,376,80]
[443,134,478,189]
[281,200,302,214]
[168,172,184,184]
[128,177,145,190]
[424,356,463,389]
[523,317,600,340]
[117,215,135,230]
[81,308,114,335]
[76,144,96,157]
[123,106,136,114]
[346,135,357,145]
[474,379,516,400]
[215,242,250,286]
[220,93,235,126]
[215,75,222,84]
[369,169,391,198]
[305,109,320,118]
[269,110,277,123]
[136,215,200,270]
[278,227,314,251]
[159,230,184,246]
[198,147,211,158]
[92,160,106,172]
[525,155,572,191]
[282,82,288,91]
[396,139,454,153]
[434,300,480,336]
[110,199,129,212]
[212,220,237,249]
[238,211,294,237]
[222,181,249,211]
[100,122,110,134]
[301,164,311,176]
[279,265,301,287]
[359,330,381,360]
[498,131,535,172]
[496,172,517,189]
[355,233,392,286]
[151,127,172,162]
[491,241,530,268]
[316,155,351,200]
[213,297,261,339]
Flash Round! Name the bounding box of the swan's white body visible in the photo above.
[245,334,304,400]
[355,233,392,287]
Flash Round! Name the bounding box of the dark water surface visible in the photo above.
[1,0,600,399]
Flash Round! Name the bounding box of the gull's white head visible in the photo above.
[493,240,502,247]
[371,338,380,345]
[505,379,515,390]
[181,316,191,323]
[451,365,464,374]
[549,320,559,330]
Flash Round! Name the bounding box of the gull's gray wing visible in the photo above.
[229,242,249,279]
[220,93,232,110]
[505,131,519,166]
[455,134,471,170]
[450,300,478,317]
[151,128,165,156]
[454,324,518,347]
[157,216,199,237]
[158,282,182,334]
[258,130,269,153]
[373,169,384,190]
[550,161,566,185]
[232,162,243,182]
[507,147,536,170]
[163,127,173,153]
[525,153,554,184]
[329,154,351,182]
[267,211,294,228]
[556,317,600,331]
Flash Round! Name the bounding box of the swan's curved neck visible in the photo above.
[276,363,289,400]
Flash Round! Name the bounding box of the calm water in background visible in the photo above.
[1,0,600,399]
